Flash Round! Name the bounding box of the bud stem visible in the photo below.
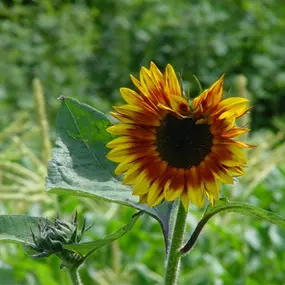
[67,267,83,285]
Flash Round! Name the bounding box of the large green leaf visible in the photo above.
[64,212,143,257]
[181,198,285,254]
[46,97,134,205]
[46,97,173,245]
[0,215,49,245]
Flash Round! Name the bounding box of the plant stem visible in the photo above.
[164,200,187,285]
[180,214,208,255]
[67,267,83,285]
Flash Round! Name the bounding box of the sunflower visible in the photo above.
[106,62,252,211]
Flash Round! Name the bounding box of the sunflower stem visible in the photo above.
[164,200,187,285]
[67,266,83,285]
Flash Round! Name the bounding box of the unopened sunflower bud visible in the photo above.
[28,213,91,268]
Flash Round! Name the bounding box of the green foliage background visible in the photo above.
[0,0,285,284]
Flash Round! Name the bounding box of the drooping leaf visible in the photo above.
[0,215,50,245]
[46,97,173,245]
[181,198,285,254]
[64,211,143,257]
[204,198,285,227]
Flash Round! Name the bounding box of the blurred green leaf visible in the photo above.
[0,268,18,285]
[0,215,49,244]
[64,211,143,256]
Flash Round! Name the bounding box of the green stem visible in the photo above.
[67,267,83,285]
[164,200,188,285]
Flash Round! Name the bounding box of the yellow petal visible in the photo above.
[120,88,141,105]
[150,192,165,207]
[206,158,234,184]
[231,140,256,148]
[225,166,244,176]
[164,169,184,201]
[228,145,247,163]
[193,89,208,110]
[132,171,151,195]
[180,192,190,212]
[147,179,164,207]
[223,114,236,132]
[114,104,152,115]
[123,163,144,184]
[221,127,250,138]
[188,187,205,208]
[139,194,148,204]
[214,169,234,184]
[106,146,132,160]
[106,137,133,148]
[115,155,138,175]
[187,167,205,208]
[150,61,163,83]
[110,112,134,124]
[204,179,220,201]
[164,64,181,96]
[217,97,249,118]
[114,105,160,126]
[207,74,225,107]
[214,139,255,149]
[236,106,252,118]
[140,67,158,97]
[169,96,191,116]
[130,74,148,98]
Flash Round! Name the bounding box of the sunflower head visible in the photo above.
[106,62,252,211]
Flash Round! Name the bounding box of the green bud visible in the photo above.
[28,213,91,268]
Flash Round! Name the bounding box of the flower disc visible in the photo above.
[156,115,213,168]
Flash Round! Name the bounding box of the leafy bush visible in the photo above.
[0,0,285,128]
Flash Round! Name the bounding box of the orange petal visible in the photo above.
[147,178,164,207]
[206,156,234,184]
[107,124,155,140]
[140,67,161,103]
[224,165,244,176]
[164,168,184,201]
[221,127,250,138]
[114,105,161,126]
[169,96,191,116]
[207,74,225,107]
[187,167,205,207]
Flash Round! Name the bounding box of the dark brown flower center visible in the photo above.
[155,114,213,168]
